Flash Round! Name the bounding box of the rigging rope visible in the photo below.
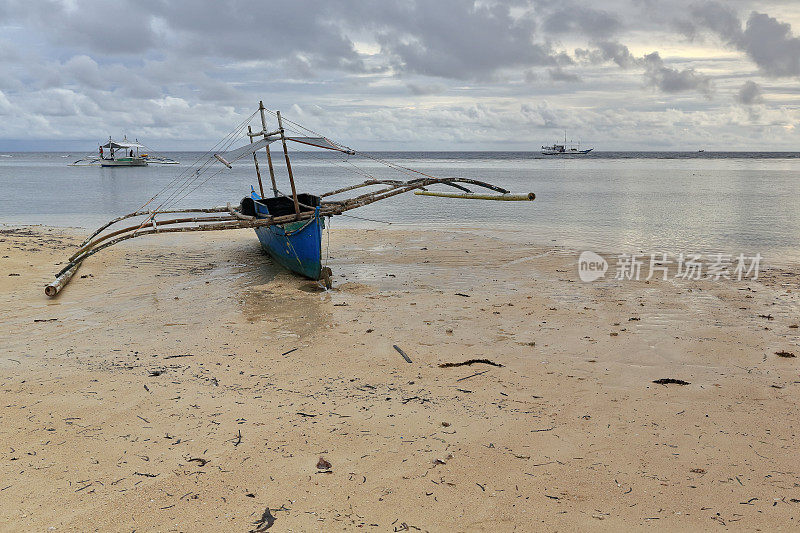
[137,106,447,226]
[154,112,255,212]
[263,106,444,185]
[137,109,259,215]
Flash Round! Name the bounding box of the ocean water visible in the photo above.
[2,151,800,263]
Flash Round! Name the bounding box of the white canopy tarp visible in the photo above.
[102,140,146,149]
[217,137,273,162]
[287,136,354,154]
[217,136,354,163]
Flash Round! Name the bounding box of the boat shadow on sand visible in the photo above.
[236,244,333,333]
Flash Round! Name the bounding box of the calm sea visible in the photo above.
[2,151,800,263]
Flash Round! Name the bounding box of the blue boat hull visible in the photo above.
[251,190,324,280]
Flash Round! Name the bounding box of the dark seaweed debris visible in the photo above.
[776,351,796,358]
[439,359,504,368]
[653,378,690,385]
[251,507,276,532]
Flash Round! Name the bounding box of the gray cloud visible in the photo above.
[741,12,800,77]
[575,42,713,96]
[62,55,105,90]
[575,41,639,68]
[643,52,712,96]
[0,0,797,150]
[373,0,562,79]
[0,91,13,115]
[735,80,763,105]
[0,0,574,83]
[543,5,622,39]
[29,0,160,54]
[407,83,446,95]
[689,1,742,43]
[151,0,367,74]
[687,2,800,77]
[548,67,581,82]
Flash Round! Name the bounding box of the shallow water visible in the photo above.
[2,151,800,263]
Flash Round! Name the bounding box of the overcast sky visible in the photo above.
[1,0,799,151]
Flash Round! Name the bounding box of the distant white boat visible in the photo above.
[69,136,178,166]
[100,137,147,166]
[542,132,593,155]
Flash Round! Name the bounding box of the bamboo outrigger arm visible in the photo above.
[46,177,533,297]
[320,179,403,198]
[415,191,536,201]
[321,177,508,198]
[49,217,293,297]
[69,214,243,262]
[47,219,279,297]
[78,206,229,248]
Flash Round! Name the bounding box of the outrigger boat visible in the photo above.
[541,131,593,155]
[70,136,179,166]
[45,102,535,297]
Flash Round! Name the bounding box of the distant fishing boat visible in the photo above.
[542,132,593,155]
[46,101,535,296]
[69,136,178,166]
[100,137,147,167]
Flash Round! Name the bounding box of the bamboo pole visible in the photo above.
[264,145,277,196]
[336,180,477,206]
[440,178,509,194]
[61,209,324,279]
[414,191,535,201]
[329,178,478,208]
[276,110,300,216]
[258,102,279,197]
[325,178,516,214]
[70,215,241,261]
[321,180,386,197]
[227,203,255,220]
[44,262,80,297]
[79,206,229,247]
[53,218,286,285]
[327,183,424,213]
[321,177,507,199]
[214,154,232,168]
[248,126,266,198]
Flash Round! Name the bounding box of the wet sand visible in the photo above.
[1,225,799,531]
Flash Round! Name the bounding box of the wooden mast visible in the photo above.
[247,126,266,198]
[276,110,301,216]
[258,101,278,197]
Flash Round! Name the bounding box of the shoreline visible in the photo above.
[1,225,799,530]
[7,220,800,272]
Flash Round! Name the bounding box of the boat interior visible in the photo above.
[241,193,321,217]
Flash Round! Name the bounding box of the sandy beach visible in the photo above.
[1,225,799,531]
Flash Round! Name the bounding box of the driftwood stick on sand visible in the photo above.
[393,345,413,363]
[456,369,490,382]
